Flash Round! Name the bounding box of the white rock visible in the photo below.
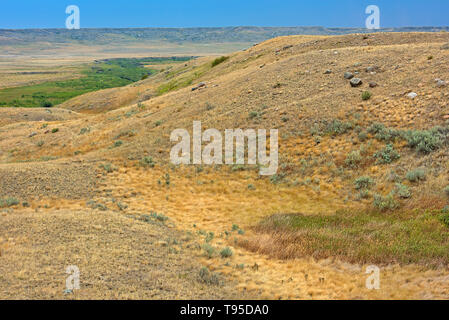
[407,92,418,99]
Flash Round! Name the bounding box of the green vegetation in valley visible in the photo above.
[252,211,449,267]
[0,57,193,108]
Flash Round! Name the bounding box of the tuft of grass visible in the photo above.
[51,128,59,133]
[440,212,449,228]
[220,247,233,258]
[242,211,449,267]
[202,244,215,259]
[362,91,372,101]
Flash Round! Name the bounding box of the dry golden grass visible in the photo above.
[1,32,449,299]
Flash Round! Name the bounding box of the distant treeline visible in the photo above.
[1,26,448,45]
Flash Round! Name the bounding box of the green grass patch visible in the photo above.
[251,211,449,267]
[0,57,192,108]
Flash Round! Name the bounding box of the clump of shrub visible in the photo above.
[86,200,108,211]
[41,101,53,108]
[140,156,155,168]
[362,91,372,101]
[51,128,59,133]
[358,131,368,142]
[198,267,220,286]
[0,197,20,208]
[249,110,262,120]
[444,185,449,197]
[401,127,447,154]
[150,211,168,222]
[270,173,286,184]
[113,140,123,148]
[100,163,117,173]
[395,183,411,199]
[220,247,233,258]
[357,189,370,200]
[202,244,215,259]
[37,141,44,147]
[373,193,399,211]
[406,168,426,182]
[354,176,374,190]
[211,56,229,67]
[367,123,400,142]
[345,150,362,168]
[325,119,354,136]
[373,144,400,164]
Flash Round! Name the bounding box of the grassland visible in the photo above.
[0,57,192,108]
[1,32,449,299]
[240,210,449,267]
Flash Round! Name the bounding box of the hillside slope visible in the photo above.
[1,32,449,299]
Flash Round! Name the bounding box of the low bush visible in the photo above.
[220,247,233,258]
[373,144,400,164]
[354,176,374,190]
[211,56,229,67]
[345,151,362,168]
[406,168,426,182]
[0,197,20,208]
[395,183,411,199]
[373,193,399,211]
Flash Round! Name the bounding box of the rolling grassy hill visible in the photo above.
[1,32,449,299]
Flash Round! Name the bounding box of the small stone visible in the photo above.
[365,66,379,73]
[369,82,378,88]
[435,79,447,87]
[324,69,332,74]
[344,72,354,80]
[350,78,363,87]
[28,132,38,138]
[407,92,418,99]
[191,82,206,91]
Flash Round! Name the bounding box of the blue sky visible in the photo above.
[0,0,448,29]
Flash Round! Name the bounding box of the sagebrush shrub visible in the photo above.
[354,176,374,190]
[374,144,400,164]
[373,193,399,211]
[406,169,426,182]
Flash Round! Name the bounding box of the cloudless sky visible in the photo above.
[0,0,448,29]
